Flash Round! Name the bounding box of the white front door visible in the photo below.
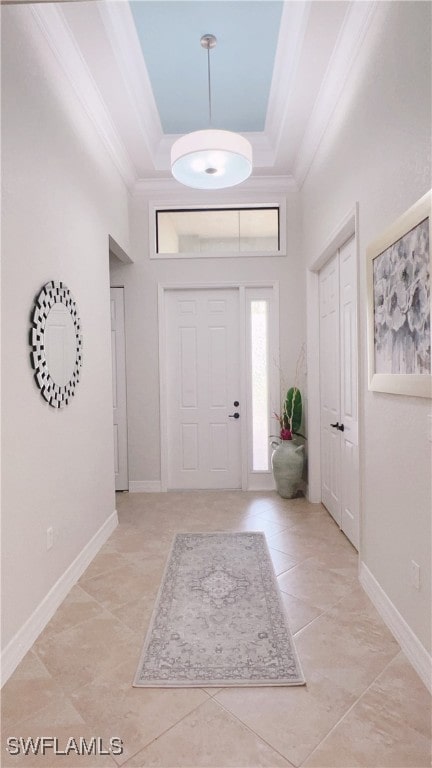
[319,236,359,549]
[110,287,128,491]
[165,288,242,490]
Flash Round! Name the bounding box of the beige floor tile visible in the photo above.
[121,698,294,767]
[252,501,321,527]
[294,588,400,696]
[34,611,141,694]
[101,527,172,558]
[280,592,323,635]
[215,676,358,766]
[1,659,64,731]
[268,528,321,561]
[304,548,358,579]
[268,547,298,575]
[38,586,106,639]
[303,655,431,767]
[4,491,428,768]
[2,728,117,767]
[1,698,116,768]
[303,728,431,768]
[70,661,209,765]
[182,510,247,531]
[117,553,167,584]
[7,650,49,680]
[79,563,156,612]
[234,516,292,537]
[110,594,156,635]
[370,652,431,738]
[277,558,355,611]
[80,552,130,581]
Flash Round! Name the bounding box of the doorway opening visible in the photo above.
[159,283,280,491]
[307,208,360,550]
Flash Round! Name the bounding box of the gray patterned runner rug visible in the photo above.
[133,532,305,687]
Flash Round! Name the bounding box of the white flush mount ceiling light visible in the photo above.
[171,34,252,190]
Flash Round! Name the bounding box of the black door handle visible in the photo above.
[229,413,240,419]
[330,422,344,432]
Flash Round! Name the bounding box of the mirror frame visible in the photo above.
[29,281,83,408]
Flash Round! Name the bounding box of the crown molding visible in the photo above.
[132,174,296,198]
[294,0,379,187]
[265,1,311,153]
[30,3,136,188]
[97,1,163,162]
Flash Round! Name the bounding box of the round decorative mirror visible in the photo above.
[29,281,83,408]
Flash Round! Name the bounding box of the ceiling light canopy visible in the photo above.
[171,35,252,190]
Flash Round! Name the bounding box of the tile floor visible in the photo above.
[2,491,431,767]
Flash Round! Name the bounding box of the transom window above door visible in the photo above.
[151,204,285,258]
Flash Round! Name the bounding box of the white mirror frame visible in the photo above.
[29,281,83,408]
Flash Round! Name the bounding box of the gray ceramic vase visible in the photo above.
[271,439,304,499]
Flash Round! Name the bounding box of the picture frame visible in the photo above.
[367,190,431,398]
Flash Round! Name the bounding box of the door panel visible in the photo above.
[319,236,359,549]
[110,288,128,491]
[319,254,341,525]
[166,289,241,490]
[339,237,359,548]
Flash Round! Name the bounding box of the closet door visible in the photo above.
[319,253,341,525]
[319,237,359,549]
[339,237,359,549]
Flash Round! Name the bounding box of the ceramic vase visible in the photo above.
[271,439,305,499]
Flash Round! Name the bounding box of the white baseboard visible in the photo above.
[0,510,118,688]
[360,561,432,693]
[129,480,162,493]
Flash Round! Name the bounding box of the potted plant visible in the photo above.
[270,385,305,499]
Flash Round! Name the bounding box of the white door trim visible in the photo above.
[110,287,129,491]
[306,205,359,522]
[158,281,280,492]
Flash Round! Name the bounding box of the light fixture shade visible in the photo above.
[171,129,252,190]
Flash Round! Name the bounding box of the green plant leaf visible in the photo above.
[284,387,302,434]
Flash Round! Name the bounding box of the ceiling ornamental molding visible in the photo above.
[97,1,163,163]
[293,0,379,188]
[265,1,311,154]
[97,3,275,175]
[132,174,296,199]
[17,0,380,190]
[30,3,136,188]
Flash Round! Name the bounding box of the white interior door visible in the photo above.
[319,236,359,549]
[110,287,128,491]
[339,237,359,548]
[165,288,241,490]
[319,253,341,524]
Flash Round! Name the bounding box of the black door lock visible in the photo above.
[330,422,345,432]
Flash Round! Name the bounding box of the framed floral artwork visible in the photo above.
[367,190,431,398]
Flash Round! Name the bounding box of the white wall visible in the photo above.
[1,7,130,660]
[301,2,431,653]
[110,182,305,487]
